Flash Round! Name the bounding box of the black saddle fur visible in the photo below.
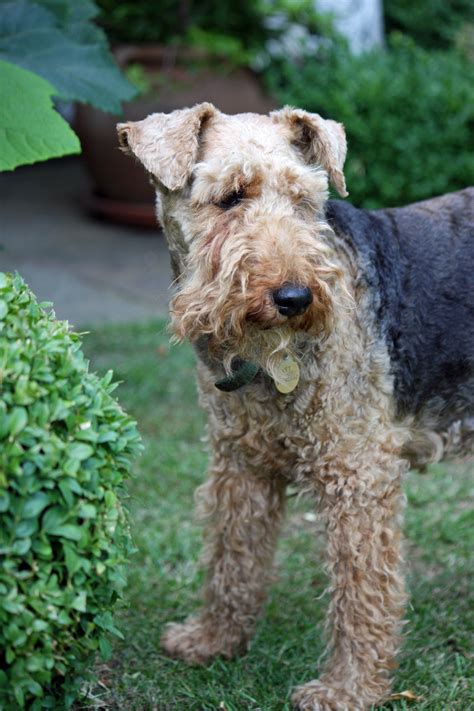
[326,188,474,420]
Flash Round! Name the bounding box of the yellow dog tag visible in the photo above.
[274,355,300,394]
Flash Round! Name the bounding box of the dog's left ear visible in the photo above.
[271,107,348,198]
[117,102,216,191]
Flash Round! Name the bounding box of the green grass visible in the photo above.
[79,320,473,710]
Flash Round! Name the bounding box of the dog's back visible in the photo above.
[326,188,474,423]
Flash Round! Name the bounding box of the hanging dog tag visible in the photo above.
[274,355,300,394]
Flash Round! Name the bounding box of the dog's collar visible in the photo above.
[214,358,260,392]
[214,354,301,394]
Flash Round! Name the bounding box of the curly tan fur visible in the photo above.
[117,104,472,711]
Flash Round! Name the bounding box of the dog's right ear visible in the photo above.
[117,102,216,191]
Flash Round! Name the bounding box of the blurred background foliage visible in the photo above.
[96,0,335,69]
[384,0,474,50]
[95,0,474,208]
[264,34,474,207]
[96,0,270,50]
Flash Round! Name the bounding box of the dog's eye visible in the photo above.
[217,190,244,209]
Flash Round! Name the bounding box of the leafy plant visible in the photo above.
[96,0,334,70]
[96,0,269,49]
[0,273,142,709]
[384,0,474,50]
[0,0,136,171]
[264,34,474,208]
[184,26,255,69]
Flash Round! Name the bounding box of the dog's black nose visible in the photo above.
[272,284,313,317]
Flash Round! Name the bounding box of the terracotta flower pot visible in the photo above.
[74,45,277,229]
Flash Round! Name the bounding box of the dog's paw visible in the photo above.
[160,616,246,665]
[291,680,365,711]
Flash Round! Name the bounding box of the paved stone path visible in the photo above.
[1,157,171,327]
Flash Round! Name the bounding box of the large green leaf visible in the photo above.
[40,0,98,25]
[0,0,136,113]
[0,60,80,171]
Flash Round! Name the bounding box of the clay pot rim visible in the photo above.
[114,43,238,70]
[89,193,157,229]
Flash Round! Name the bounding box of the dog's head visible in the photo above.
[117,103,348,378]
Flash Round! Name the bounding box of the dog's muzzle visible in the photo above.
[272,284,313,317]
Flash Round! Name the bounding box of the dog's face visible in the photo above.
[118,104,348,377]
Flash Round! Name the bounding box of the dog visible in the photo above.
[117,104,473,710]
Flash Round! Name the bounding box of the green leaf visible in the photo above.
[41,505,68,532]
[16,518,38,537]
[0,299,7,318]
[26,679,43,696]
[63,544,81,575]
[57,610,72,626]
[8,407,28,437]
[0,0,136,113]
[32,537,52,558]
[71,591,86,612]
[14,684,24,707]
[8,406,28,436]
[98,635,112,660]
[23,492,51,518]
[0,491,10,512]
[94,611,124,639]
[0,60,80,171]
[63,458,80,476]
[46,524,82,541]
[58,479,74,506]
[5,623,22,643]
[78,503,96,519]
[12,537,31,555]
[2,599,23,614]
[66,443,94,461]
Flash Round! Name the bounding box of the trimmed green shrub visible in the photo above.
[0,273,142,709]
[264,35,474,208]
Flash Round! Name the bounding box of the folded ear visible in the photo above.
[271,106,348,198]
[117,102,216,191]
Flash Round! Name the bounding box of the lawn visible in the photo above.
[80,320,473,710]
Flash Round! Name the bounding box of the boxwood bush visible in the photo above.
[264,35,474,208]
[0,273,141,709]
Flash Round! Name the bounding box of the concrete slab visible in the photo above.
[0,157,172,327]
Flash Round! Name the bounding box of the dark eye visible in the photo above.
[217,190,244,209]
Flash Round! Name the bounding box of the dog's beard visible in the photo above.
[170,221,346,380]
[222,322,298,382]
[170,289,329,383]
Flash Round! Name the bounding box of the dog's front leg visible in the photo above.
[161,453,286,664]
[293,454,407,711]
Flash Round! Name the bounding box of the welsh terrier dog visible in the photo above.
[117,104,473,710]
